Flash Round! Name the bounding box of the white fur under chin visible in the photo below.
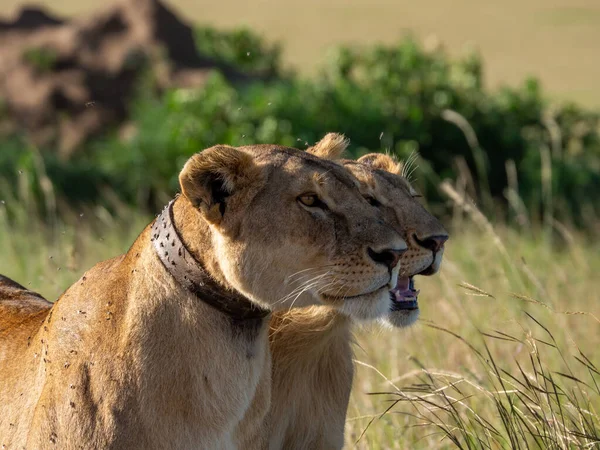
[335,290,390,322]
[380,309,420,329]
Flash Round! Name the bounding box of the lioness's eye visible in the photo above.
[365,196,381,207]
[298,194,327,209]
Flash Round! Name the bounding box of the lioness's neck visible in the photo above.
[127,230,265,342]
[169,197,229,286]
[125,200,267,342]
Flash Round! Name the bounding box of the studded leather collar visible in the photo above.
[150,200,270,322]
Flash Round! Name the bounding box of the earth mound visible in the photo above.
[0,0,253,156]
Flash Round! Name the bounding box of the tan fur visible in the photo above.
[268,307,353,450]
[307,133,349,160]
[266,144,449,449]
[355,152,403,175]
[0,143,405,449]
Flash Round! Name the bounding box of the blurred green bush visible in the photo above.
[194,26,283,77]
[1,29,599,226]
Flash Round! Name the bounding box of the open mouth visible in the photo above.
[390,276,419,311]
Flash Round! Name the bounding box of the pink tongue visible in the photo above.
[396,277,410,291]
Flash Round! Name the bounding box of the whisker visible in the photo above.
[285,265,336,282]
[288,279,329,309]
[288,270,333,285]
[402,150,420,182]
[275,272,333,306]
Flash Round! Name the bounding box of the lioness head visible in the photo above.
[344,154,449,327]
[177,144,406,321]
[308,134,448,328]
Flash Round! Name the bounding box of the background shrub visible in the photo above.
[1,30,598,226]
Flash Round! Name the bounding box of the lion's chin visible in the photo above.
[383,308,420,328]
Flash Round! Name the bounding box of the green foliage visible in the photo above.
[194,26,283,76]
[95,36,599,222]
[3,30,600,225]
[0,136,113,215]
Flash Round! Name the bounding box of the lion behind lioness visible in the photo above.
[266,140,449,449]
[0,142,405,449]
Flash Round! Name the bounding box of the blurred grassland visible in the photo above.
[1,179,598,449]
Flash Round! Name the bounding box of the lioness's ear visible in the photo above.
[307,133,349,159]
[179,146,259,224]
[357,153,403,175]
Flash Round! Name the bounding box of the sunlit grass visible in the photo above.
[0,196,149,301]
[346,206,600,449]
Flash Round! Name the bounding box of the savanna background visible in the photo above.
[0,0,599,448]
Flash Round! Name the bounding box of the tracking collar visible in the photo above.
[151,200,270,322]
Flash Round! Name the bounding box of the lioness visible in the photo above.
[0,143,405,449]
[266,140,448,449]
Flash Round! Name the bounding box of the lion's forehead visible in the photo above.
[241,145,360,191]
[345,163,446,242]
[344,163,398,207]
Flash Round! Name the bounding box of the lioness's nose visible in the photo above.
[368,247,406,270]
[414,234,449,253]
